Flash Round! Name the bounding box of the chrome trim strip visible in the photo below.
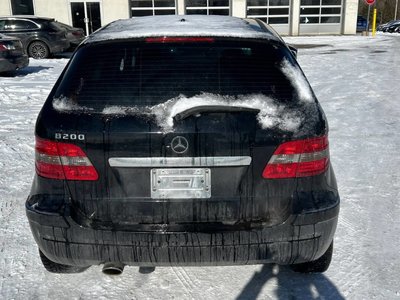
[109,156,252,167]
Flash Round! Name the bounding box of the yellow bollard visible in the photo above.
[372,8,377,36]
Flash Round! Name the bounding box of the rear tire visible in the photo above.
[290,242,333,273]
[28,41,49,59]
[39,250,89,273]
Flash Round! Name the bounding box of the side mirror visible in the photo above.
[288,45,298,59]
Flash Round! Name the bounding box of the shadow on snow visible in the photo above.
[17,66,52,76]
[0,66,53,77]
[236,264,344,300]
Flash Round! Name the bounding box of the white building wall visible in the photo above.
[102,0,129,25]
[232,0,246,18]
[342,0,358,34]
[35,0,70,23]
[0,1,11,15]
[290,0,300,35]
[177,0,185,15]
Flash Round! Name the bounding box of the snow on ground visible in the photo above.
[0,34,399,299]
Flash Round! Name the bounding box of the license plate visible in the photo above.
[151,168,211,199]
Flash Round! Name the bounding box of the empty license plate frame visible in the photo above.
[151,168,211,199]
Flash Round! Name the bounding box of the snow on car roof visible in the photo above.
[85,15,279,43]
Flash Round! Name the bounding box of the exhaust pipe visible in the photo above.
[102,262,125,275]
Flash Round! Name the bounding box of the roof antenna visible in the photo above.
[180,18,186,22]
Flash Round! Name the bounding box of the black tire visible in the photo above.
[39,250,89,273]
[290,242,333,273]
[28,41,49,59]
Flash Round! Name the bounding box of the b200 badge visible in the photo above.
[55,133,85,141]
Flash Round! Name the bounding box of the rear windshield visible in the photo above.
[53,40,306,111]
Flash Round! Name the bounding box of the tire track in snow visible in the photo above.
[171,267,200,298]
[180,267,201,290]
[338,215,357,234]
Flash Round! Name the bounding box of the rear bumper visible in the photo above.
[0,55,29,72]
[26,201,339,267]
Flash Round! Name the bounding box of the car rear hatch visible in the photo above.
[41,38,323,230]
[103,107,265,226]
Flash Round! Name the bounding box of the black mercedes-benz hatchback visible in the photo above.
[26,15,339,275]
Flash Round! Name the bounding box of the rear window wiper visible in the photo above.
[173,105,260,122]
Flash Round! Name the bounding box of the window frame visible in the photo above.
[185,0,231,16]
[130,0,178,17]
[246,0,290,25]
[299,0,342,25]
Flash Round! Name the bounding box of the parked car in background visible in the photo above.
[377,20,400,32]
[0,16,69,59]
[26,15,340,275]
[357,16,368,32]
[54,21,85,51]
[376,20,395,31]
[383,20,400,33]
[0,33,28,73]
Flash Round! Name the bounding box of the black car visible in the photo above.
[26,15,340,275]
[384,21,400,33]
[376,20,395,31]
[0,16,69,59]
[0,33,28,73]
[377,20,400,32]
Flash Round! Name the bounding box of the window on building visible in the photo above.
[246,0,289,24]
[11,0,34,15]
[300,0,342,24]
[186,0,230,16]
[130,0,177,17]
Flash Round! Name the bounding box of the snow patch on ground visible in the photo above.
[376,31,400,36]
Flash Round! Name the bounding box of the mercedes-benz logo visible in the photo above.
[171,136,189,154]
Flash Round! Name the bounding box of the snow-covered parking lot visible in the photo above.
[0,33,399,299]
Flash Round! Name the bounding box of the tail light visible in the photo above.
[35,137,98,181]
[262,135,329,179]
[72,31,83,36]
[0,43,15,51]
